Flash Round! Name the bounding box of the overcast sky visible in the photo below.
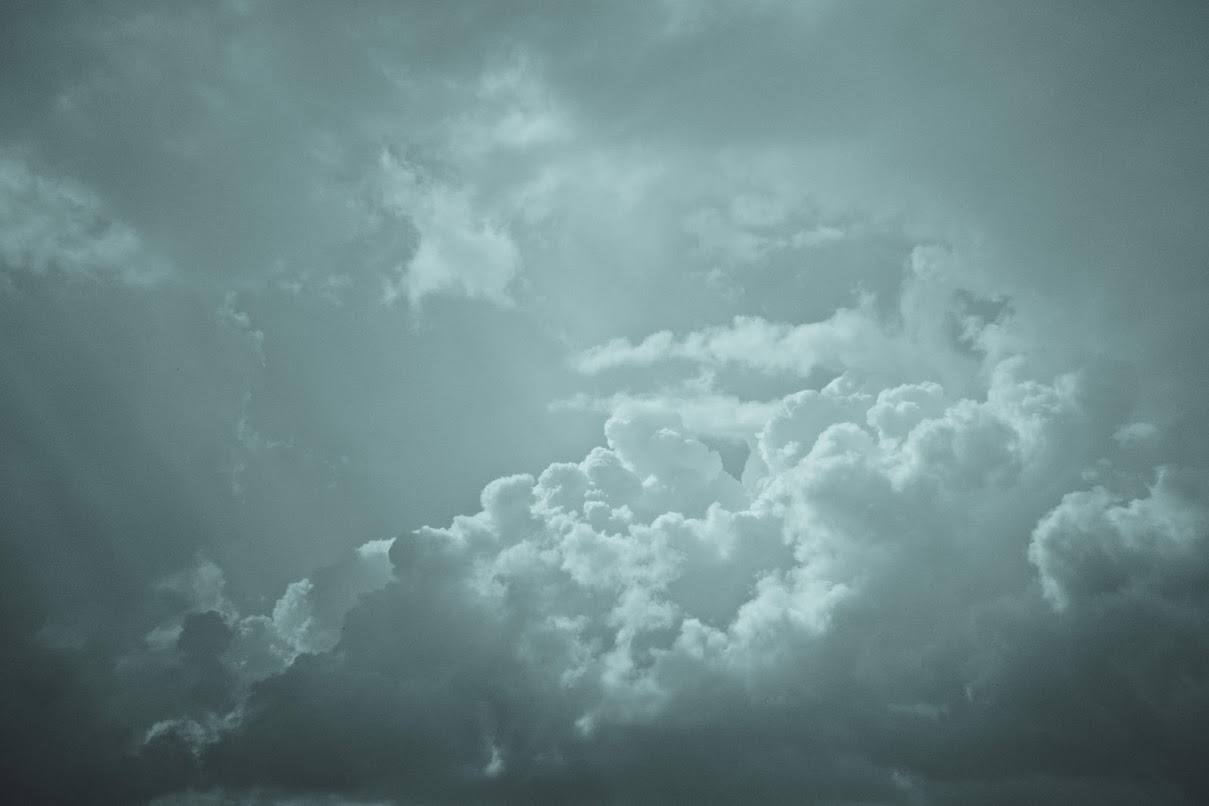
[2,1,1209,804]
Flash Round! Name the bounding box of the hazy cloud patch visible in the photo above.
[0,149,166,287]
[375,153,521,308]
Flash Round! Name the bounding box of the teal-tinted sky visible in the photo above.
[3,2,1209,803]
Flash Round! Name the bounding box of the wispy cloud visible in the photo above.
[0,149,167,287]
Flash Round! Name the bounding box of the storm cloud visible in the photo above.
[3,1,1209,804]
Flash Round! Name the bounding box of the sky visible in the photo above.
[2,1,1208,803]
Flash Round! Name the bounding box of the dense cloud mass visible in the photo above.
[2,1,1209,804]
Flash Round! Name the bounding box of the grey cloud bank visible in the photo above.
[2,2,1208,804]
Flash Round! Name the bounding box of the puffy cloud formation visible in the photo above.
[3,2,1209,805]
[144,538,398,688]
[172,345,1206,803]
[1030,469,1209,612]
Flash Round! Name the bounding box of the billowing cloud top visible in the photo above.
[2,2,1209,805]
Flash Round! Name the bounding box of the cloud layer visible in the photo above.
[3,2,1209,804]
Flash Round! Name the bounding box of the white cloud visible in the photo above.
[189,326,1196,801]
[375,153,520,308]
[304,355,1117,730]
[0,149,166,286]
[158,217,1202,798]
[139,538,397,694]
[571,248,983,395]
[573,305,899,377]
[552,390,779,443]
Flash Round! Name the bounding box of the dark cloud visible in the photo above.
[3,2,1208,804]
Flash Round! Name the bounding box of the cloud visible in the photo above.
[573,306,902,377]
[217,291,266,366]
[1030,468,1209,612]
[682,190,849,267]
[572,247,986,398]
[162,341,1205,802]
[376,153,521,309]
[5,2,1209,804]
[0,149,165,287]
[125,537,399,745]
[551,390,780,443]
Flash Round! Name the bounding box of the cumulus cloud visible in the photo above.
[1030,468,1209,612]
[158,338,1204,802]
[5,2,1209,804]
[151,538,398,686]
